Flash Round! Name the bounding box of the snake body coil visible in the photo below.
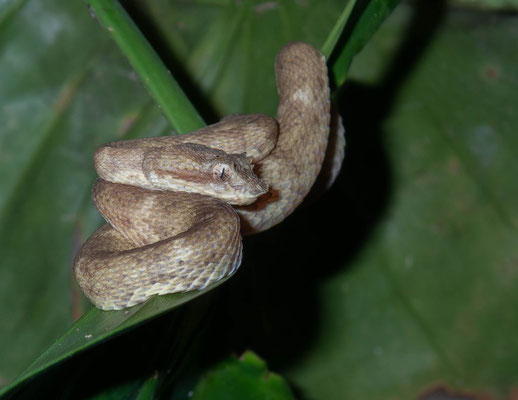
[74,42,342,310]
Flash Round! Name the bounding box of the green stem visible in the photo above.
[321,0,358,59]
[86,0,205,133]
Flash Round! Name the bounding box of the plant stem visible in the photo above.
[86,0,205,133]
[321,0,358,59]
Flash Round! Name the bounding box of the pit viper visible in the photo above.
[74,42,344,310]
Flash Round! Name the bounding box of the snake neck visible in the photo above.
[238,42,331,234]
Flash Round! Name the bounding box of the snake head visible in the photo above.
[142,143,267,205]
[208,152,268,205]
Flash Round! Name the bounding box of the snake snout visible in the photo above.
[222,175,268,206]
[220,152,269,206]
[250,177,269,198]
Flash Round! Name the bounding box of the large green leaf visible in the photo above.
[0,279,231,397]
[138,3,518,397]
[277,4,518,399]
[191,351,294,400]
[1,0,386,395]
[0,0,167,386]
[4,1,515,399]
[452,0,518,10]
[136,0,349,116]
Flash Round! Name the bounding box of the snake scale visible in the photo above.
[74,42,344,310]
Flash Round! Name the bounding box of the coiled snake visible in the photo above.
[74,42,344,310]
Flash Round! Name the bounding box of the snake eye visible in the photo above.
[212,163,232,182]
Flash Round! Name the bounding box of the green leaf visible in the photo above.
[0,278,229,397]
[139,0,353,117]
[279,4,518,398]
[0,0,166,387]
[330,0,401,86]
[191,351,294,400]
[0,0,397,396]
[321,0,358,59]
[452,0,518,11]
[134,373,159,400]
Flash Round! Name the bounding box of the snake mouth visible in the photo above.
[243,179,270,204]
[219,181,268,206]
[225,189,268,206]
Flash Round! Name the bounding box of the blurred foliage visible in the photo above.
[191,351,294,400]
[452,0,518,11]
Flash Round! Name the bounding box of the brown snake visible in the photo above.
[74,42,344,310]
